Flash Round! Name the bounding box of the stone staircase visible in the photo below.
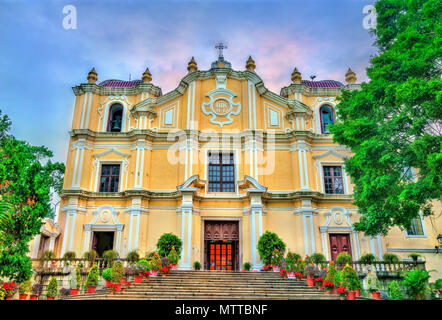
[66,270,345,300]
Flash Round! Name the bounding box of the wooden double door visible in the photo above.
[329,233,352,261]
[204,221,239,270]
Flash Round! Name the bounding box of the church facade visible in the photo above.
[51,52,441,275]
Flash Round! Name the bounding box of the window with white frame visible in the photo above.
[323,166,344,194]
[406,214,426,236]
[99,164,120,192]
[208,152,235,192]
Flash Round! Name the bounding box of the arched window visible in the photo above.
[107,104,123,132]
[320,105,335,134]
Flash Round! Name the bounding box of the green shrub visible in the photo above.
[167,247,180,265]
[86,265,100,286]
[102,250,119,267]
[312,253,326,265]
[295,258,305,274]
[325,262,337,284]
[408,253,421,261]
[127,250,140,265]
[62,251,76,263]
[304,255,313,265]
[101,268,113,281]
[243,262,251,271]
[401,268,430,300]
[112,261,125,282]
[434,279,442,289]
[335,252,352,268]
[335,270,342,286]
[19,279,32,294]
[387,280,404,300]
[193,261,201,270]
[257,231,286,265]
[46,277,58,298]
[383,253,400,263]
[75,266,81,289]
[156,233,182,257]
[360,253,376,264]
[342,264,361,290]
[270,249,283,266]
[150,253,162,271]
[285,252,300,271]
[83,250,98,265]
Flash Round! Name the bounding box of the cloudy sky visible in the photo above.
[0,0,377,164]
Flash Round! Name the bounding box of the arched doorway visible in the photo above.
[204,221,239,270]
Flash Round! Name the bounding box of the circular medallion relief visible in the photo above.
[213,98,230,116]
[100,209,112,223]
[333,211,344,225]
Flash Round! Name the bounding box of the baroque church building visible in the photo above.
[50,51,440,274]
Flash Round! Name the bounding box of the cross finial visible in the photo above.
[215,42,227,59]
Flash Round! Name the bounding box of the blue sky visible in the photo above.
[0,0,377,164]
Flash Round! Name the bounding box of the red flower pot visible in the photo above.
[347,290,356,300]
[355,288,361,297]
[30,295,38,300]
[134,275,143,283]
[47,296,55,300]
[332,287,338,294]
[120,278,126,285]
[106,280,111,288]
[340,296,346,300]
[372,291,381,299]
[19,294,28,300]
[114,283,122,292]
[325,290,332,294]
[86,285,96,294]
[307,276,314,287]
[70,288,79,295]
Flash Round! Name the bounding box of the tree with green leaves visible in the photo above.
[331,0,442,236]
[0,110,65,283]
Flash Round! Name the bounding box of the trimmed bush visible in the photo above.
[167,247,180,265]
[101,268,113,281]
[401,268,430,300]
[360,253,376,264]
[150,253,162,271]
[285,252,300,272]
[342,264,361,290]
[387,280,404,300]
[383,253,400,263]
[83,250,98,265]
[335,252,352,268]
[193,261,201,270]
[257,231,286,265]
[325,262,337,284]
[19,279,32,294]
[434,278,442,290]
[86,265,100,286]
[311,253,326,265]
[102,250,119,267]
[111,261,125,282]
[157,233,182,257]
[46,277,58,298]
[62,251,76,263]
[270,249,283,266]
[127,250,140,265]
[243,262,251,271]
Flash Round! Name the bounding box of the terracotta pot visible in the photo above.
[332,287,338,294]
[47,296,55,300]
[30,295,38,300]
[109,290,114,295]
[371,291,381,299]
[307,275,314,287]
[106,280,111,288]
[355,288,361,297]
[120,278,126,285]
[340,296,346,300]
[347,290,356,300]
[86,285,96,294]
[70,288,79,295]
[19,293,28,300]
[114,283,122,292]
[162,274,166,277]
[134,275,143,283]
[325,290,332,294]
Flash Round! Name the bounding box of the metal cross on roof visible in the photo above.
[215,42,227,59]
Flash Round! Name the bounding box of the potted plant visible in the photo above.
[337,286,347,300]
[30,283,42,300]
[70,266,81,295]
[311,253,326,268]
[294,272,303,280]
[62,251,76,267]
[383,253,400,264]
[102,249,119,267]
[160,265,171,277]
[19,279,32,300]
[434,278,442,295]
[280,269,288,278]
[3,282,17,300]
[314,277,324,290]
[270,249,282,272]
[257,231,286,268]
[386,280,404,300]
[365,270,381,299]
[335,252,352,270]
[136,259,151,282]
[325,262,337,283]
[263,264,273,272]
[167,246,180,269]
[304,263,318,287]
[83,250,98,267]
[243,262,251,271]
[46,277,58,300]
[59,288,70,299]
[285,252,299,278]
[112,261,126,284]
[110,272,122,292]
[360,253,376,265]
[108,283,117,295]
[149,253,162,276]
[127,250,140,266]
[408,253,421,262]
[102,268,113,288]
[342,264,360,300]
[85,265,99,294]
[323,281,335,294]
[193,261,201,270]
[401,268,431,300]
